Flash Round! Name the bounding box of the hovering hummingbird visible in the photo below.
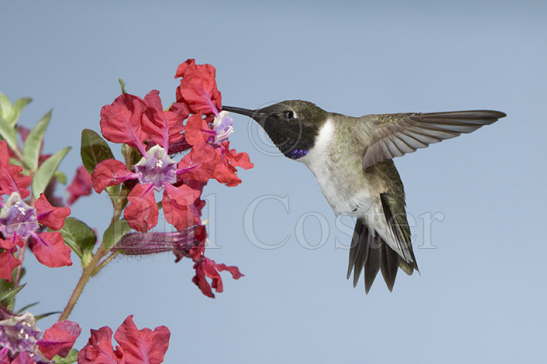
[223,102,506,292]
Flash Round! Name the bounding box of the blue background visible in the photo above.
[2,1,547,363]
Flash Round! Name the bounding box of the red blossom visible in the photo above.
[78,316,170,364]
[29,231,72,268]
[87,59,249,296]
[10,352,34,364]
[178,141,253,187]
[100,93,148,153]
[91,159,135,193]
[66,166,92,205]
[0,141,31,198]
[162,184,201,231]
[35,194,70,230]
[193,257,244,298]
[37,320,81,360]
[142,90,187,148]
[175,59,222,115]
[78,327,123,364]
[0,251,21,281]
[114,315,170,364]
[124,184,158,233]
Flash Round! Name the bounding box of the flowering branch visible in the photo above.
[0,58,253,363]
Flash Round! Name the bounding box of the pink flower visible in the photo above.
[193,257,244,298]
[0,142,31,199]
[66,166,92,205]
[36,321,81,360]
[178,113,253,187]
[175,58,222,115]
[0,192,72,268]
[0,243,20,281]
[78,315,170,364]
[93,90,201,232]
[0,309,80,363]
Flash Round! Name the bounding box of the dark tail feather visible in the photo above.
[347,218,413,293]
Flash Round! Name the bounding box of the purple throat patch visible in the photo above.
[287,148,309,159]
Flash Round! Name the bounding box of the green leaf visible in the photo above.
[9,157,23,167]
[35,311,61,320]
[0,94,32,126]
[0,114,18,153]
[103,219,131,250]
[53,349,79,364]
[60,217,97,266]
[118,78,127,94]
[80,129,114,174]
[12,97,32,126]
[54,170,68,184]
[0,283,25,302]
[0,93,13,121]
[122,143,141,168]
[16,301,39,314]
[32,146,71,198]
[23,109,52,170]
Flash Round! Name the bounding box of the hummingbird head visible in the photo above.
[223,100,328,159]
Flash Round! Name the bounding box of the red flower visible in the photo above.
[77,327,122,364]
[0,141,31,199]
[66,166,92,205]
[178,115,253,187]
[99,93,149,154]
[78,315,170,364]
[93,90,201,232]
[193,257,244,298]
[37,320,81,360]
[175,59,222,115]
[0,249,20,281]
[100,90,188,156]
[0,310,80,363]
[0,193,72,268]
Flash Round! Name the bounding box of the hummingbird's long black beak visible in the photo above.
[222,106,265,123]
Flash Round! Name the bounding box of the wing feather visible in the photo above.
[363,110,506,169]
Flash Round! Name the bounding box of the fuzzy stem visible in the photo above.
[58,206,123,321]
[91,251,119,277]
[58,244,107,321]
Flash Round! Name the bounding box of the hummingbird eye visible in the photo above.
[284,110,295,120]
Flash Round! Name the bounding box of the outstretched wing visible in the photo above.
[362,110,506,169]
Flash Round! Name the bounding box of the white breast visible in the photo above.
[300,119,354,214]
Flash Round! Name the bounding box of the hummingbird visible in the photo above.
[223,102,506,292]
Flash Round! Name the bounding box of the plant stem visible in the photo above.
[58,206,123,321]
[58,245,108,321]
[92,252,119,277]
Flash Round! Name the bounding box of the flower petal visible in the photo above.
[0,251,21,281]
[30,232,72,268]
[213,161,241,187]
[37,320,81,360]
[192,257,244,298]
[0,238,16,250]
[162,184,201,231]
[91,159,135,193]
[124,184,158,232]
[221,141,254,170]
[177,144,219,184]
[0,141,32,198]
[11,352,35,364]
[184,114,211,147]
[175,59,222,115]
[100,93,148,152]
[35,194,70,230]
[142,90,186,148]
[66,166,93,205]
[114,315,170,364]
[78,327,123,364]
